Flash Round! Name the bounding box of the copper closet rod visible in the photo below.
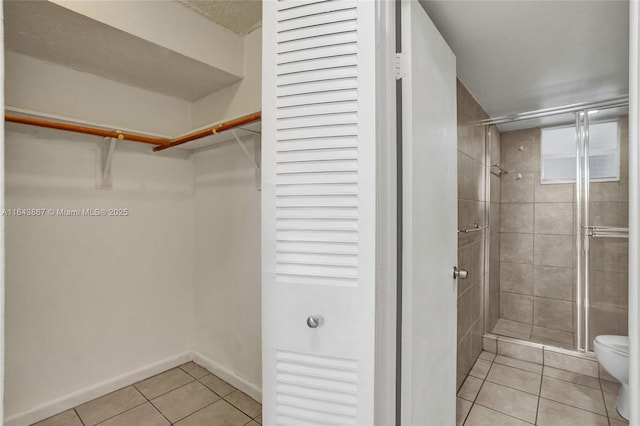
[5,112,262,151]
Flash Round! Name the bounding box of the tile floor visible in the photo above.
[492,319,575,350]
[33,362,261,426]
[457,351,628,426]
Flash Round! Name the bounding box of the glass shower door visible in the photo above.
[577,108,629,352]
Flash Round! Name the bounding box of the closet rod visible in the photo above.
[152,112,262,152]
[5,111,262,151]
[5,114,169,146]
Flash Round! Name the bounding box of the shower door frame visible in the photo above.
[481,96,629,354]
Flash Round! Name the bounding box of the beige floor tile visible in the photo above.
[494,355,542,374]
[600,379,621,395]
[135,368,195,400]
[537,398,608,426]
[246,422,260,426]
[475,381,538,423]
[478,351,496,362]
[180,362,210,380]
[540,376,606,415]
[75,386,146,425]
[457,376,483,402]
[225,390,261,418]
[254,413,262,424]
[151,381,219,423]
[33,409,83,426]
[174,400,251,426]
[543,351,599,378]
[486,363,541,395]
[98,403,170,426]
[469,359,492,379]
[199,374,236,397]
[603,390,629,423]
[543,366,600,389]
[463,404,531,426]
[457,398,472,426]
[611,420,629,426]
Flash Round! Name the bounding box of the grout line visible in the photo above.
[538,397,609,419]
[91,400,149,425]
[73,408,86,426]
[534,363,544,425]
[599,377,613,426]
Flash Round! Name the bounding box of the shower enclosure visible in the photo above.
[483,96,629,354]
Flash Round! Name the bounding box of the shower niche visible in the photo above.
[483,99,629,353]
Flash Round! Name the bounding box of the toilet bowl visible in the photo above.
[593,335,629,420]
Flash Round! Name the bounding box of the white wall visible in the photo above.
[192,141,262,397]
[4,127,196,419]
[5,52,193,136]
[191,28,262,128]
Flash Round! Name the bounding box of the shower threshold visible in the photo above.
[491,318,575,350]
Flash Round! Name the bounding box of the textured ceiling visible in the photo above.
[4,1,242,101]
[176,0,262,35]
[420,0,629,129]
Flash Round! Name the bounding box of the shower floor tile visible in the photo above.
[491,319,575,350]
[32,363,262,426]
[457,353,628,425]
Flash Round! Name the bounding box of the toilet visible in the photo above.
[593,335,629,420]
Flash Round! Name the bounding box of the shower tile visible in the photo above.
[590,202,623,227]
[534,175,573,203]
[486,363,541,395]
[533,266,574,301]
[458,244,474,296]
[534,234,573,268]
[500,203,533,234]
[534,203,574,235]
[501,172,534,203]
[590,181,625,202]
[500,262,533,295]
[531,326,574,346]
[500,233,533,264]
[479,351,496,362]
[464,404,531,426]
[494,355,542,374]
[459,200,485,231]
[536,398,608,426]
[501,128,539,173]
[540,376,606,415]
[491,319,532,340]
[491,175,501,203]
[483,335,497,353]
[456,398,472,426]
[533,297,573,332]
[490,203,500,234]
[543,366,600,390]
[589,269,628,307]
[500,292,533,324]
[497,340,543,364]
[458,152,484,201]
[589,305,628,341]
[543,350,599,378]
[458,333,474,388]
[475,381,538,423]
[590,238,624,272]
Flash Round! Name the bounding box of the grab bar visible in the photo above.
[458,222,488,233]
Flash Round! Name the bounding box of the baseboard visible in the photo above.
[4,352,192,426]
[192,351,262,402]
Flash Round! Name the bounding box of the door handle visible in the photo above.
[307,315,322,328]
[453,267,468,280]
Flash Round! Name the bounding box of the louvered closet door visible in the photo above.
[262,0,377,425]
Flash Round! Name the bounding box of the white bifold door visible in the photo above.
[262,1,457,424]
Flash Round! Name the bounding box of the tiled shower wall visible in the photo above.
[457,81,500,388]
[498,128,577,346]
[588,115,629,347]
[498,116,629,348]
[488,126,501,333]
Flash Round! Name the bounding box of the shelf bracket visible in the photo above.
[96,136,119,190]
[230,130,261,190]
